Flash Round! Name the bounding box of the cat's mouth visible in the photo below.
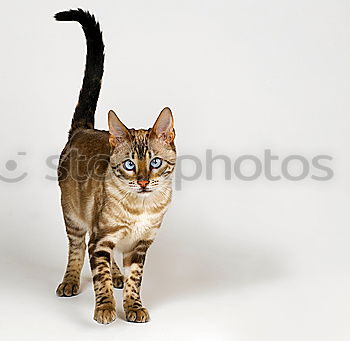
[137,188,152,194]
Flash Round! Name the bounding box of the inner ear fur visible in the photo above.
[108,110,130,147]
[151,107,175,144]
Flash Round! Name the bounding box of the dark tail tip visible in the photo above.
[54,9,83,21]
[54,9,98,27]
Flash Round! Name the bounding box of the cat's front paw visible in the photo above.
[56,281,80,297]
[125,307,150,323]
[94,305,117,324]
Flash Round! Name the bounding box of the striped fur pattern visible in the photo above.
[55,9,176,324]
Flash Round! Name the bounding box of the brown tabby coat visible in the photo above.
[54,9,176,324]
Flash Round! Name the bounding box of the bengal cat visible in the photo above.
[54,9,176,324]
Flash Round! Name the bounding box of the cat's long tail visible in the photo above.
[55,9,104,137]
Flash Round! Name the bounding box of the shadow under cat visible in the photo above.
[0,213,286,324]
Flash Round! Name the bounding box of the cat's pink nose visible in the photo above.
[137,180,149,188]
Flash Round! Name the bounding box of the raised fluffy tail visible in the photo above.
[55,9,104,136]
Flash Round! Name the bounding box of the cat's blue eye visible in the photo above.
[123,159,135,171]
[150,157,162,169]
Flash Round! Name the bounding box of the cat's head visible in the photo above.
[107,107,176,195]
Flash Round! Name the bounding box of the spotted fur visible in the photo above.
[55,9,176,324]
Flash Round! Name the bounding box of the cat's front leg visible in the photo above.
[123,239,153,323]
[88,236,117,324]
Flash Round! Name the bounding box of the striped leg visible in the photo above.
[123,240,152,323]
[89,237,117,324]
[112,257,124,289]
[56,229,86,297]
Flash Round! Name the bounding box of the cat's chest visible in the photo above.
[115,212,159,252]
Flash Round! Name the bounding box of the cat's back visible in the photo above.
[59,128,111,183]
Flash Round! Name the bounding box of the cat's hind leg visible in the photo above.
[112,257,124,289]
[56,218,87,297]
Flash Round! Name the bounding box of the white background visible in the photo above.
[1,1,350,340]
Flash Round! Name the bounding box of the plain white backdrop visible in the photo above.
[1,1,350,340]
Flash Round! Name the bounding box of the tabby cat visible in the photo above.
[54,9,176,324]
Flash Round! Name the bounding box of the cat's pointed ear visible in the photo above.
[108,110,130,147]
[151,107,175,144]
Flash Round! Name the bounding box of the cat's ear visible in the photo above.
[108,110,130,147]
[151,107,175,144]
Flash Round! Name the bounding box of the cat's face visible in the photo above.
[108,108,176,195]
